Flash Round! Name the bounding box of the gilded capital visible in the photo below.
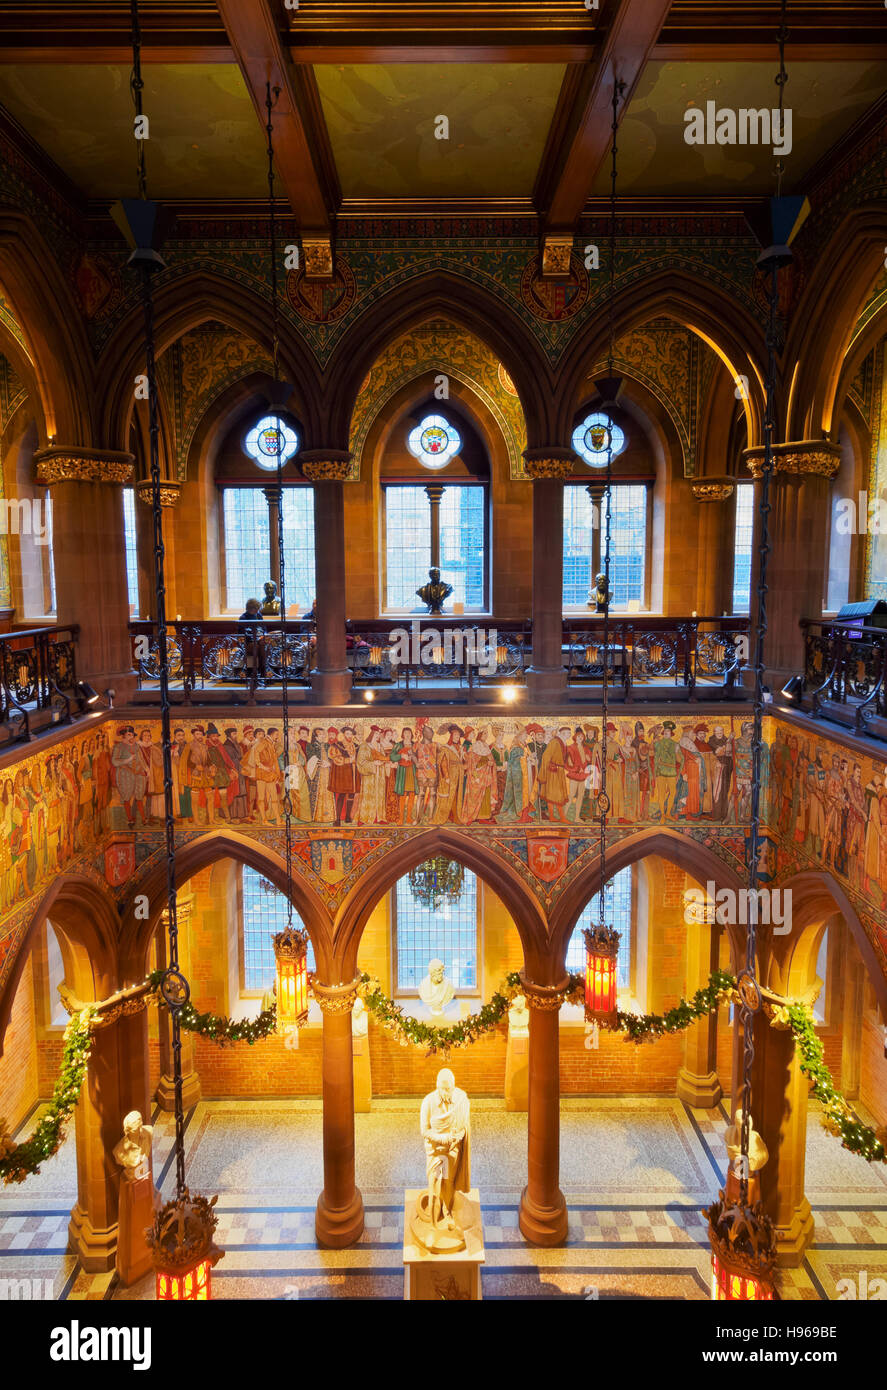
[300,450,353,483]
[523,449,577,481]
[519,973,572,1011]
[541,234,574,281]
[311,976,362,1014]
[35,447,135,486]
[742,440,841,479]
[137,480,182,508]
[691,480,734,502]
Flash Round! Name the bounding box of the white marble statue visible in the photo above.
[351,996,368,1037]
[418,959,455,1017]
[412,1068,471,1252]
[113,1110,153,1183]
[508,994,530,1037]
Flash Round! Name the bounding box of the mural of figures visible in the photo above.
[0,713,886,975]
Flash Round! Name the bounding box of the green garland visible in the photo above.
[611,970,737,1042]
[0,1005,96,1185]
[147,969,278,1046]
[781,1001,887,1165]
[357,969,561,1055]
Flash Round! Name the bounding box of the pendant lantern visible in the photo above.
[274,925,310,1032]
[148,1190,223,1302]
[583,924,619,1024]
[704,1191,776,1302]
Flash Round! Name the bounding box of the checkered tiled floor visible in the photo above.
[2,1096,885,1300]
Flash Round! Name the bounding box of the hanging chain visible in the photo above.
[597,77,624,928]
[129,0,147,200]
[265,82,295,929]
[128,0,185,1198]
[774,0,789,199]
[737,0,786,1204]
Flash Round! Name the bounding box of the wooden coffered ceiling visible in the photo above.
[0,0,885,247]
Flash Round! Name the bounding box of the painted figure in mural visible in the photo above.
[565,727,592,823]
[390,727,419,824]
[534,725,570,823]
[433,725,464,824]
[414,719,439,822]
[675,726,706,819]
[653,721,678,821]
[138,728,164,822]
[633,721,653,820]
[499,726,533,823]
[460,727,497,824]
[709,724,734,821]
[605,724,625,821]
[112,726,148,827]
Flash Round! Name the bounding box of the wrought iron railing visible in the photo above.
[130,615,748,701]
[0,624,80,741]
[800,618,887,735]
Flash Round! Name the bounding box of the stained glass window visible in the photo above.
[407,414,462,471]
[385,485,432,610]
[395,869,478,991]
[243,414,300,471]
[241,866,314,992]
[732,482,754,615]
[562,483,647,609]
[572,412,626,469]
[122,486,139,616]
[566,865,633,989]
[222,487,315,613]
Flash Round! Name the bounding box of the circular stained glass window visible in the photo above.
[244,414,300,471]
[407,414,462,471]
[572,411,625,469]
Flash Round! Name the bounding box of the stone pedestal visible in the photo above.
[505,1031,529,1112]
[403,1188,484,1300]
[749,1008,815,1267]
[353,1029,372,1113]
[115,1174,158,1287]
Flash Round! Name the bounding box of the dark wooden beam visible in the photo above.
[214,0,335,235]
[537,0,672,234]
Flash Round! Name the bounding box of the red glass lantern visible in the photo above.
[583,924,620,1024]
[273,925,310,1032]
[147,1189,223,1302]
[704,1190,776,1302]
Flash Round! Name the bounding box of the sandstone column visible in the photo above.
[263,484,282,592]
[676,911,721,1108]
[690,480,736,618]
[35,447,138,698]
[743,442,841,685]
[68,1000,152,1272]
[313,976,365,1248]
[524,452,574,699]
[301,453,352,705]
[747,1006,814,1266]
[518,974,569,1245]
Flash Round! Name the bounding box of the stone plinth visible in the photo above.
[353,1030,372,1113]
[403,1188,484,1301]
[505,1031,529,1111]
[116,1174,158,1287]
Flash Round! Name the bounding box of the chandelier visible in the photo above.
[408,857,465,910]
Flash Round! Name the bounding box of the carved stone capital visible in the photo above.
[312,975,362,1014]
[302,235,334,281]
[523,449,576,481]
[34,447,135,486]
[691,479,735,502]
[300,450,353,483]
[742,440,842,479]
[519,973,571,1011]
[137,480,182,508]
[541,234,574,281]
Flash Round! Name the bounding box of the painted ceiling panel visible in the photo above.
[595,60,887,196]
[314,62,566,198]
[0,63,269,199]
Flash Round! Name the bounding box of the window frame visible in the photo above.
[217,481,316,617]
[380,478,490,616]
[237,863,315,998]
[390,876,483,999]
[731,481,754,617]
[565,865,636,997]
[562,480,653,614]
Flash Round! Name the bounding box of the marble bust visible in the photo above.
[351,996,368,1037]
[113,1110,153,1183]
[418,959,454,1017]
[725,1107,769,1177]
[413,1068,471,1252]
[508,994,529,1037]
